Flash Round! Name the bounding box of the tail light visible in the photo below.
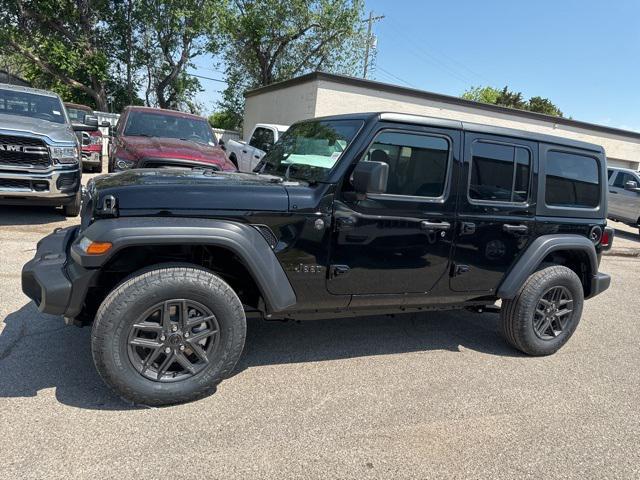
[600,227,614,250]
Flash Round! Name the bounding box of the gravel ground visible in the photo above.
[0,167,639,479]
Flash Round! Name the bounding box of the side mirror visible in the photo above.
[624,180,639,191]
[100,120,111,128]
[352,161,389,195]
[72,115,99,131]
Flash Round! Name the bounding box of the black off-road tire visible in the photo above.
[500,265,584,356]
[62,190,82,217]
[91,266,246,406]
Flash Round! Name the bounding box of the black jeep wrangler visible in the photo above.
[22,112,613,405]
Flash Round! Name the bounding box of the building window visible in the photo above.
[545,151,599,208]
[363,131,449,198]
[469,141,531,203]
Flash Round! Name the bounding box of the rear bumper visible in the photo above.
[588,272,611,299]
[81,151,102,165]
[22,226,96,317]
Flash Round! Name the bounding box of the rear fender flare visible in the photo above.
[497,234,598,299]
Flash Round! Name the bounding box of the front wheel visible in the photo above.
[500,265,584,356]
[91,266,246,406]
[62,190,81,217]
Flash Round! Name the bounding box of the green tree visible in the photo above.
[208,111,240,130]
[527,96,563,117]
[136,0,224,110]
[215,0,366,123]
[461,85,564,117]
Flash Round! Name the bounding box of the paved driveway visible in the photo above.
[0,171,639,478]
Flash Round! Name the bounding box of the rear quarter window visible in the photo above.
[545,151,600,208]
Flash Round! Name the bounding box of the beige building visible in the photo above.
[244,72,640,170]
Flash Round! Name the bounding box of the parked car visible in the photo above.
[607,167,640,234]
[65,102,104,173]
[108,106,235,172]
[0,83,98,216]
[23,112,613,405]
[226,123,288,172]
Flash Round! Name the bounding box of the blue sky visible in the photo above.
[192,0,640,131]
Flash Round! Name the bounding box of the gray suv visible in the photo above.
[607,166,640,234]
[0,83,98,216]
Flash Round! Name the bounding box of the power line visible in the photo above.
[375,66,419,89]
[187,72,227,83]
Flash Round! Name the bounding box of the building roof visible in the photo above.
[246,71,640,141]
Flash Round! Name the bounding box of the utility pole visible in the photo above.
[362,11,384,79]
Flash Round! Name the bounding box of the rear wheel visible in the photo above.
[500,265,584,356]
[91,266,246,406]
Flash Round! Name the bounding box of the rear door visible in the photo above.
[450,133,537,293]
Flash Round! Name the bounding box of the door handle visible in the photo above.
[609,190,618,194]
[254,155,260,159]
[242,149,248,153]
[420,221,450,230]
[503,224,529,234]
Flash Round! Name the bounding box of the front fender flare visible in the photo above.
[71,217,296,312]
[497,234,598,299]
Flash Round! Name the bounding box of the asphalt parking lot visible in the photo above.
[1,168,639,479]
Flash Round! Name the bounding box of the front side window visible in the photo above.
[249,127,274,151]
[469,141,531,203]
[545,151,599,208]
[0,89,66,124]
[362,131,450,197]
[123,111,215,145]
[613,171,636,188]
[260,119,362,183]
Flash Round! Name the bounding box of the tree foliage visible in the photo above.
[215,0,366,128]
[462,85,563,117]
[208,110,239,130]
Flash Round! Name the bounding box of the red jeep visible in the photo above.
[108,106,235,172]
[65,102,104,173]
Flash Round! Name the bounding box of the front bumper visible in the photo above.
[81,151,102,165]
[0,166,80,202]
[22,226,96,317]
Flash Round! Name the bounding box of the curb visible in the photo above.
[603,247,640,258]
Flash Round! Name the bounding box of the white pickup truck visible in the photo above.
[226,123,288,172]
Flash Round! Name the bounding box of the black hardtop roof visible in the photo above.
[300,112,605,153]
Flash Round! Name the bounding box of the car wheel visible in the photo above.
[500,265,584,356]
[91,266,246,406]
[229,153,238,170]
[62,190,82,217]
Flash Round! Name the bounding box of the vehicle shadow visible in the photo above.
[0,302,520,411]
[613,226,639,243]
[0,205,69,227]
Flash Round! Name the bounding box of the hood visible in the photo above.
[0,113,76,144]
[88,168,290,214]
[122,136,230,166]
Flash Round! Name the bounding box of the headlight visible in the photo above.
[115,158,135,170]
[49,146,79,164]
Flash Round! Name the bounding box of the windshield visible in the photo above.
[124,111,216,145]
[0,89,66,124]
[66,106,92,124]
[260,119,363,182]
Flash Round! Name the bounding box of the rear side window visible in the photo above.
[545,151,599,208]
[607,169,615,180]
[469,141,531,203]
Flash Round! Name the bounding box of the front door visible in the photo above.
[327,125,460,295]
[609,170,640,223]
[450,133,537,293]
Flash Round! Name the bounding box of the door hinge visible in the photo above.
[329,264,350,278]
[452,263,470,276]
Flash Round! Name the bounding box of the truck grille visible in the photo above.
[0,134,51,169]
[0,178,31,190]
